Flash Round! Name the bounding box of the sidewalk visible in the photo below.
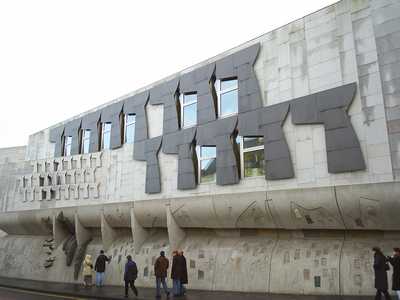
[0,276,374,300]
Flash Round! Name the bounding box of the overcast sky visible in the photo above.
[0,0,337,148]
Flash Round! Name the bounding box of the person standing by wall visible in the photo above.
[82,254,94,288]
[124,255,138,298]
[388,248,400,299]
[179,250,188,296]
[171,250,181,296]
[373,247,392,300]
[94,250,112,287]
[154,250,170,298]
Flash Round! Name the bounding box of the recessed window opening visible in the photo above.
[239,136,265,178]
[215,78,238,118]
[63,135,72,156]
[180,93,197,128]
[80,129,91,154]
[198,146,216,183]
[39,176,45,187]
[125,114,136,144]
[101,122,112,150]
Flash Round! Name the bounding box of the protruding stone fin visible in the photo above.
[101,212,117,251]
[74,213,91,247]
[52,214,70,248]
[166,203,186,251]
[130,207,149,254]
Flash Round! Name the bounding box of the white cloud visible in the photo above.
[0,0,337,148]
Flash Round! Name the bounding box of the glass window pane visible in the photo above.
[183,93,197,104]
[126,114,136,125]
[125,123,135,144]
[200,158,216,183]
[220,89,238,116]
[200,146,216,158]
[183,103,197,127]
[83,130,91,140]
[220,79,238,91]
[243,137,264,149]
[103,122,112,132]
[83,138,90,154]
[103,132,111,150]
[244,149,265,177]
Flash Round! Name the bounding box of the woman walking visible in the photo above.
[388,248,400,299]
[373,247,392,300]
[82,254,94,288]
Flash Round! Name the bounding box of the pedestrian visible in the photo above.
[154,250,170,298]
[124,255,138,298]
[388,248,400,299]
[94,249,112,287]
[82,254,94,288]
[373,247,392,300]
[171,250,181,296]
[178,250,188,296]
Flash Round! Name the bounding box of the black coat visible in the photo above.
[95,254,110,273]
[374,253,389,290]
[124,260,138,281]
[171,255,188,284]
[388,255,400,290]
[180,256,188,284]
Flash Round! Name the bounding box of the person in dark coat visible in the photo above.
[178,250,188,295]
[388,248,400,299]
[171,250,182,296]
[373,247,392,300]
[154,251,170,298]
[124,255,138,298]
[94,250,112,287]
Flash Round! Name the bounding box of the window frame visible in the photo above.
[101,122,112,150]
[197,145,217,184]
[63,135,72,156]
[124,113,136,144]
[238,136,265,179]
[215,78,239,118]
[179,92,197,129]
[80,129,91,154]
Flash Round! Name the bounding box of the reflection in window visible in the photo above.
[125,114,136,144]
[63,135,72,156]
[80,129,91,154]
[240,136,265,178]
[102,122,112,150]
[198,146,216,183]
[215,78,238,117]
[180,93,197,128]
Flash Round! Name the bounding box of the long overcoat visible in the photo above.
[374,252,389,290]
[388,255,400,290]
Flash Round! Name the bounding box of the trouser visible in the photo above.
[96,272,105,286]
[172,278,181,296]
[156,277,169,296]
[125,280,138,296]
[375,289,392,300]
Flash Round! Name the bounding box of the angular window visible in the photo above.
[215,78,238,117]
[125,114,136,144]
[63,135,72,156]
[198,146,216,183]
[180,93,197,128]
[239,136,265,178]
[101,122,112,150]
[80,129,91,154]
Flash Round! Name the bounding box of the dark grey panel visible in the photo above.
[64,118,82,155]
[124,91,149,161]
[291,82,365,173]
[144,137,162,194]
[215,43,262,113]
[149,78,180,135]
[197,116,239,185]
[180,64,216,125]
[81,111,101,153]
[49,125,65,157]
[101,101,124,149]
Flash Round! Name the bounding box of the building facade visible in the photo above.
[0,0,399,295]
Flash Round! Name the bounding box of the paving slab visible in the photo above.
[0,276,376,300]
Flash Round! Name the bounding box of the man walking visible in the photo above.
[94,250,111,287]
[373,247,392,300]
[171,250,181,296]
[154,250,170,298]
[124,255,138,298]
[178,250,188,296]
[388,248,400,299]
